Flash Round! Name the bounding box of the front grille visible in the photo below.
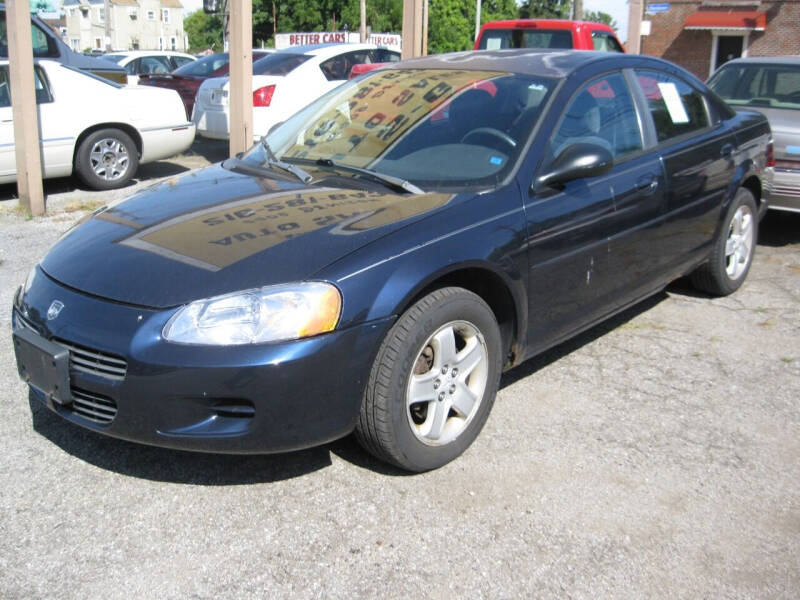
[70,387,117,425]
[54,338,128,381]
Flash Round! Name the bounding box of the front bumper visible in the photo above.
[13,269,393,454]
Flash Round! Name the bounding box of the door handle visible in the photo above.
[636,174,658,194]
[720,143,734,158]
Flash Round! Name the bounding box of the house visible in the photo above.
[64,0,187,52]
[641,2,800,80]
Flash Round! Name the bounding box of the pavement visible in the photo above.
[0,141,798,599]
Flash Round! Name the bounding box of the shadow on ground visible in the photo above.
[758,211,800,247]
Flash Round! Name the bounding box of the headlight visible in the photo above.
[162,282,341,345]
[23,265,37,295]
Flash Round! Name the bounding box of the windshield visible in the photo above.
[253,53,310,76]
[478,29,573,50]
[709,63,800,111]
[174,53,229,76]
[242,68,555,190]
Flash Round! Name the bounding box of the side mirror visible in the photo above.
[533,143,614,193]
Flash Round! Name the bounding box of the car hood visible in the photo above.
[40,164,456,309]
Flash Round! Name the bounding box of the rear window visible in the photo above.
[253,53,310,76]
[708,63,800,111]
[174,53,229,76]
[477,28,573,50]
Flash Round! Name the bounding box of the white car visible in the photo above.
[0,59,195,190]
[103,51,196,85]
[193,44,400,142]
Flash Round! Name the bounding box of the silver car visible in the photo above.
[708,57,800,213]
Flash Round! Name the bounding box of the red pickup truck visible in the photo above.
[474,19,624,52]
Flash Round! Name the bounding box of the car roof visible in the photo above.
[278,43,383,58]
[480,19,616,33]
[105,51,195,58]
[387,49,654,78]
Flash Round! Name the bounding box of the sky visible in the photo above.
[180,0,631,43]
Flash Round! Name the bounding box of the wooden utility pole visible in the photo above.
[572,0,583,21]
[401,0,425,59]
[627,0,643,54]
[228,0,253,156]
[360,0,367,42]
[474,0,481,41]
[6,0,45,216]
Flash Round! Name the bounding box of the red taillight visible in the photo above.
[253,85,275,107]
[766,140,775,168]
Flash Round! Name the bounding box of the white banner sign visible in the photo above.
[275,32,401,50]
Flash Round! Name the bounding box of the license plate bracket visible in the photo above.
[13,327,71,406]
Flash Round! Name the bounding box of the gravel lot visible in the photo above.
[1,141,798,599]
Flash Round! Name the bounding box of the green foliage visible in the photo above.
[184,10,224,53]
[428,0,518,54]
[519,0,570,19]
[30,0,55,12]
[584,10,617,31]
[340,0,403,34]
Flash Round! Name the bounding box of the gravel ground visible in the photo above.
[0,142,798,599]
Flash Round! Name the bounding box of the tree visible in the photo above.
[428,0,517,54]
[519,0,570,19]
[184,10,224,53]
[340,0,402,34]
[583,10,617,31]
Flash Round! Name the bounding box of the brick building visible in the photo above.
[641,1,800,80]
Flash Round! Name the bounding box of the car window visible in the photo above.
[172,56,194,69]
[123,58,138,75]
[257,68,557,190]
[319,52,365,81]
[636,70,709,143]
[174,53,229,76]
[253,53,310,76]
[0,65,54,105]
[708,63,800,111]
[374,49,401,63]
[549,73,643,161]
[478,29,573,50]
[592,32,623,53]
[1,19,56,58]
[139,56,171,75]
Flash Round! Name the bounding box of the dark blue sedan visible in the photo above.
[13,50,771,472]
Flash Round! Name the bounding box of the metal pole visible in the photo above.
[6,0,45,216]
[229,0,253,156]
[475,0,481,41]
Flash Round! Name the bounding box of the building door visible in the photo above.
[715,36,743,71]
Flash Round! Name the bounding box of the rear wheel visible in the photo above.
[691,187,757,296]
[74,128,138,190]
[356,287,502,472]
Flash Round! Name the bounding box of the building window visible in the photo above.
[70,38,80,51]
[159,37,164,50]
[68,8,75,17]
[94,37,102,49]
[129,8,138,19]
[98,7,104,22]
[162,9,170,24]
[170,37,176,50]
[147,10,156,20]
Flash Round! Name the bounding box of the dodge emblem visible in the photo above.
[47,300,65,321]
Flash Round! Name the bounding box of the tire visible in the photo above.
[691,187,758,296]
[355,287,503,472]
[74,128,139,190]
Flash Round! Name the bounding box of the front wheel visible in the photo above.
[355,287,502,472]
[691,187,758,296]
[74,128,139,190]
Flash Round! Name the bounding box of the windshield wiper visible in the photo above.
[260,138,313,184]
[288,157,424,195]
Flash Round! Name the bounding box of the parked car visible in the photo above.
[0,59,195,190]
[349,62,392,79]
[12,50,769,472]
[103,51,196,85]
[0,4,127,84]
[193,44,401,142]
[474,19,624,52]
[707,56,799,213]
[139,50,273,119]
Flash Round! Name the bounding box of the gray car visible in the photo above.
[708,57,800,213]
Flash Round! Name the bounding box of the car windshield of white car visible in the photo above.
[247,68,556,190]
[253,53,311,76]
[709,63,800,111]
